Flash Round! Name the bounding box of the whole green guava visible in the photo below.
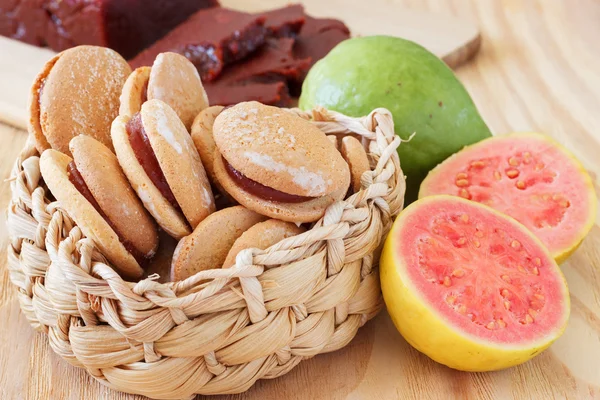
[299,35,492,203]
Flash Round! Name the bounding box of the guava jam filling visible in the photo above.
[223,157,314,203]
[127,113,180,210]
[421,136,593,253]
[398,199,567,344]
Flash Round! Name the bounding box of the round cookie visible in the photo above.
[191,105,225,184]
[340,136,371,193]
[29,46,131,156]
[171,206,267,281]
[69,135,159,258]
[148,52,209,130]
[212,101,350,223]
[119,66,151,117]
[223,219,305,269]
[40,149,144,279]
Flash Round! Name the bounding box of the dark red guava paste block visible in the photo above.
[129,7,267,82]
[299,15,350,36]
[0,0,219,59]
[294,15,350,69]
[204,38,309,107]
[260,4,305,38]
[289,15,351,95]
[215,38,311,85]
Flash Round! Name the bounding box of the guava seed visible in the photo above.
[528,308,538,318]
[506,169,520,179]
[452,269,466,277]
[525,314,534,324]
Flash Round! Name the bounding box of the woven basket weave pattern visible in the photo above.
[7,106,405,399]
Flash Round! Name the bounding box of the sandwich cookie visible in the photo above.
[171,206,267,281]
[212,101,351,223]
[112,99,215,239]
[223,219,305,269]
[29,46,131,156]
[340,136,371,194]
[39,135,159,279]
[119,52,209,130]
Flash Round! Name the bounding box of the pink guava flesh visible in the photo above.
[419,134,594,256]
[397,197,568,344]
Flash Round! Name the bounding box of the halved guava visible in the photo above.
[380,195,570,371]
[419,132,597,263]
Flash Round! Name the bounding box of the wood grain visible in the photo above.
[0,1,480,130]
[1,0,600,399]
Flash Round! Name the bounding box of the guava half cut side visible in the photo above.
[380,195,570,371]
[419,132,597,263]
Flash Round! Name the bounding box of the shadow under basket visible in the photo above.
[6,106,406,399]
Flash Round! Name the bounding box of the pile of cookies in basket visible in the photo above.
[29,45,372,281]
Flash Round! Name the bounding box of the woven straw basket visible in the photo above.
[6,106,405,399]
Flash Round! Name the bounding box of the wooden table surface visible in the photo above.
[2,0,600,399]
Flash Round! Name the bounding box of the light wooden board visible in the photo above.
[0,0,480,131]
[2,0,600,399]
